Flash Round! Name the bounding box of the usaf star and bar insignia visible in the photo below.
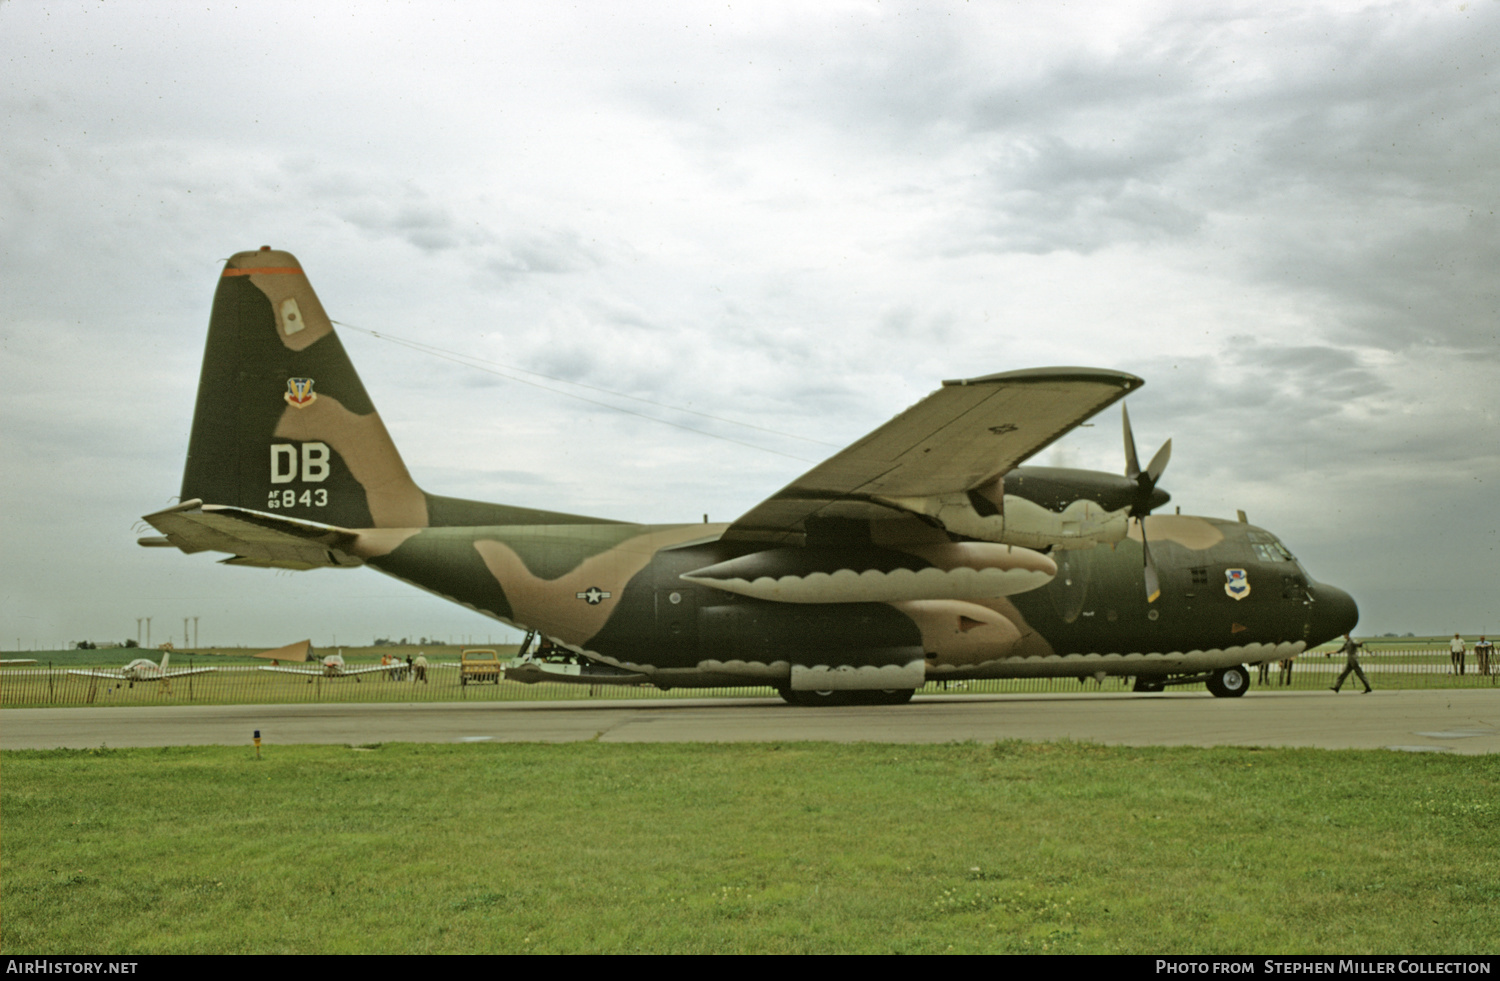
[1225,568,1251,600]
[576,587,612,605]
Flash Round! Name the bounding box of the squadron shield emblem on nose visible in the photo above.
[1225,567,1250,600]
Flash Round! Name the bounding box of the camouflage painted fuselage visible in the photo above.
[348,510,1351,687]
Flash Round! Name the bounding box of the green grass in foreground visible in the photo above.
[3,742,1497,954]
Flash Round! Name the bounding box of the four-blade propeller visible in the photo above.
[1122,405,1171,603]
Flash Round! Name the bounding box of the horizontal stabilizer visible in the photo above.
[141,499,363,571]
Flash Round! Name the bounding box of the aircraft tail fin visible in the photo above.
[171,247,621,540]
[160,652,169,672]
[180,248,430,529]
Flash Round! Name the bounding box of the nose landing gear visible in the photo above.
[1205,665,1250,698]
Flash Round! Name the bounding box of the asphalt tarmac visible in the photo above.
[2,688,1497,753]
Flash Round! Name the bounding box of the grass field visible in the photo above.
[3,741,1497,954]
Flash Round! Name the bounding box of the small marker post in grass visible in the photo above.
[253,729,261,760]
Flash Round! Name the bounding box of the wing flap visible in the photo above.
[140,499,363,570]
[726,368,1141,545]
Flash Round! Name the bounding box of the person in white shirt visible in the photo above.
[1450,634,1467,676]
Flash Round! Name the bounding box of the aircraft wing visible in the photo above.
[139,500,363,570]
[160,668,218,678]
[331,664,395,677]
[258,664,390,677]
[67,669,127,680]
[725,367,1142,545]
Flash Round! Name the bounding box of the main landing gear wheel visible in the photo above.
[1206,665,1250,698]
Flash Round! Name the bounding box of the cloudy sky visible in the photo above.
[3,0,1496,650]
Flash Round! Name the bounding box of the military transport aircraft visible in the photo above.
[68,652,215,688]
[139,248,1359,705]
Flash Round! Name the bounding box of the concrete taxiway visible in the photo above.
[2,688,1497,754]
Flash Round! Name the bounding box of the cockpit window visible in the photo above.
[1252,542,1296,563]
[1246,530,1296,561]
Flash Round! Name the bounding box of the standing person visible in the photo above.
[1279,656,1295,686]
[1450,634,1467,676]
[414,651,428,684]
[1330,634,1372,694]
[1475,636,1494,677]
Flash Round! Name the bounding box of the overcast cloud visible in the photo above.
[2,1,1496,650]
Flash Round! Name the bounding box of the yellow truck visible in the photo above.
[459,649,504,685]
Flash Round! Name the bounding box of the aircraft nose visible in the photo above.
[1308,583,1359,647]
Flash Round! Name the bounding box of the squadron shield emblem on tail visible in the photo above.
[284,377,317,409]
